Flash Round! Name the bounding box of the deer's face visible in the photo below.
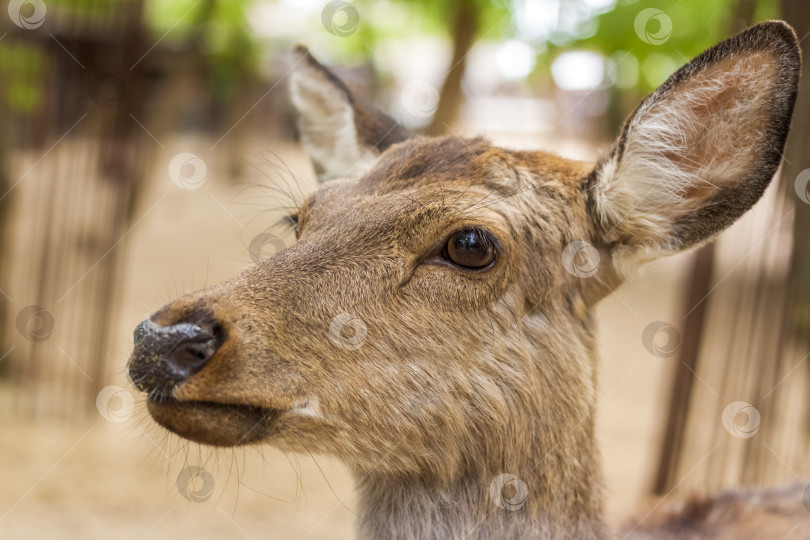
[130,135,603,476]
[128,24,799,481]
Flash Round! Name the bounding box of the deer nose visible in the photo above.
[128,318,222,393]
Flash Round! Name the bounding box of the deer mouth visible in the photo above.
[146,397,279,447]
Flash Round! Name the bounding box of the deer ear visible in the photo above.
[289,46,410,182]
[589,21,800,270]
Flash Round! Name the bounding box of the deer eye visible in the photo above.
[443,228,496,270]
[284,213,300,237]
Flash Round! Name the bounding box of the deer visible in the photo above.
[128,21,810,539]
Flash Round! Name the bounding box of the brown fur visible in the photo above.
[129,22,805,539]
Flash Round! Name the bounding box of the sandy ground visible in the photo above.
[0,135,694,539]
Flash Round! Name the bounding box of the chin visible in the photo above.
[146,398,279,447]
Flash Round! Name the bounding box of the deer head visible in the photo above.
[128,22,800,539]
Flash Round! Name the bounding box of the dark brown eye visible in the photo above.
[443,228,496,269]
[285,213,300,237]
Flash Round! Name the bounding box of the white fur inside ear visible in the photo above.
[594,51,779,266]
[289,67,379,181]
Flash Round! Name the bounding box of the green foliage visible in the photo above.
[327,0,513,61]
[143,0,205,42]
[568,0,780,92]
[144,0,260,100]
[47,0,131,18]
[0,42,47,113]
[136,0,784,102]
[309,0,781,93]
[202,1,260,100]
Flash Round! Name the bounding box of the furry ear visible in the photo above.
[588,21,800,270]
[288,46,410,182]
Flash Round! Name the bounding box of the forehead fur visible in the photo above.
[358,136,509,193]
[355,134,589,198]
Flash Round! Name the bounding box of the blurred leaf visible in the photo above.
[144,0,260,100]
[7,82,41,113]
[144,0,204,42]
[0,42,47,114]
[565,0,780,92]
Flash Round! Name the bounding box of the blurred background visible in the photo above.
[1,0,809,538]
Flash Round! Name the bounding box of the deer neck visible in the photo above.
[354,411,605,539]
[351,305,607,539]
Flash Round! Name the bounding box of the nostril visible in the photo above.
[129,319,224,392]
[210,323,223,341]
[165,337,218,379]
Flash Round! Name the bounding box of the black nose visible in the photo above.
[128,319,222,394]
